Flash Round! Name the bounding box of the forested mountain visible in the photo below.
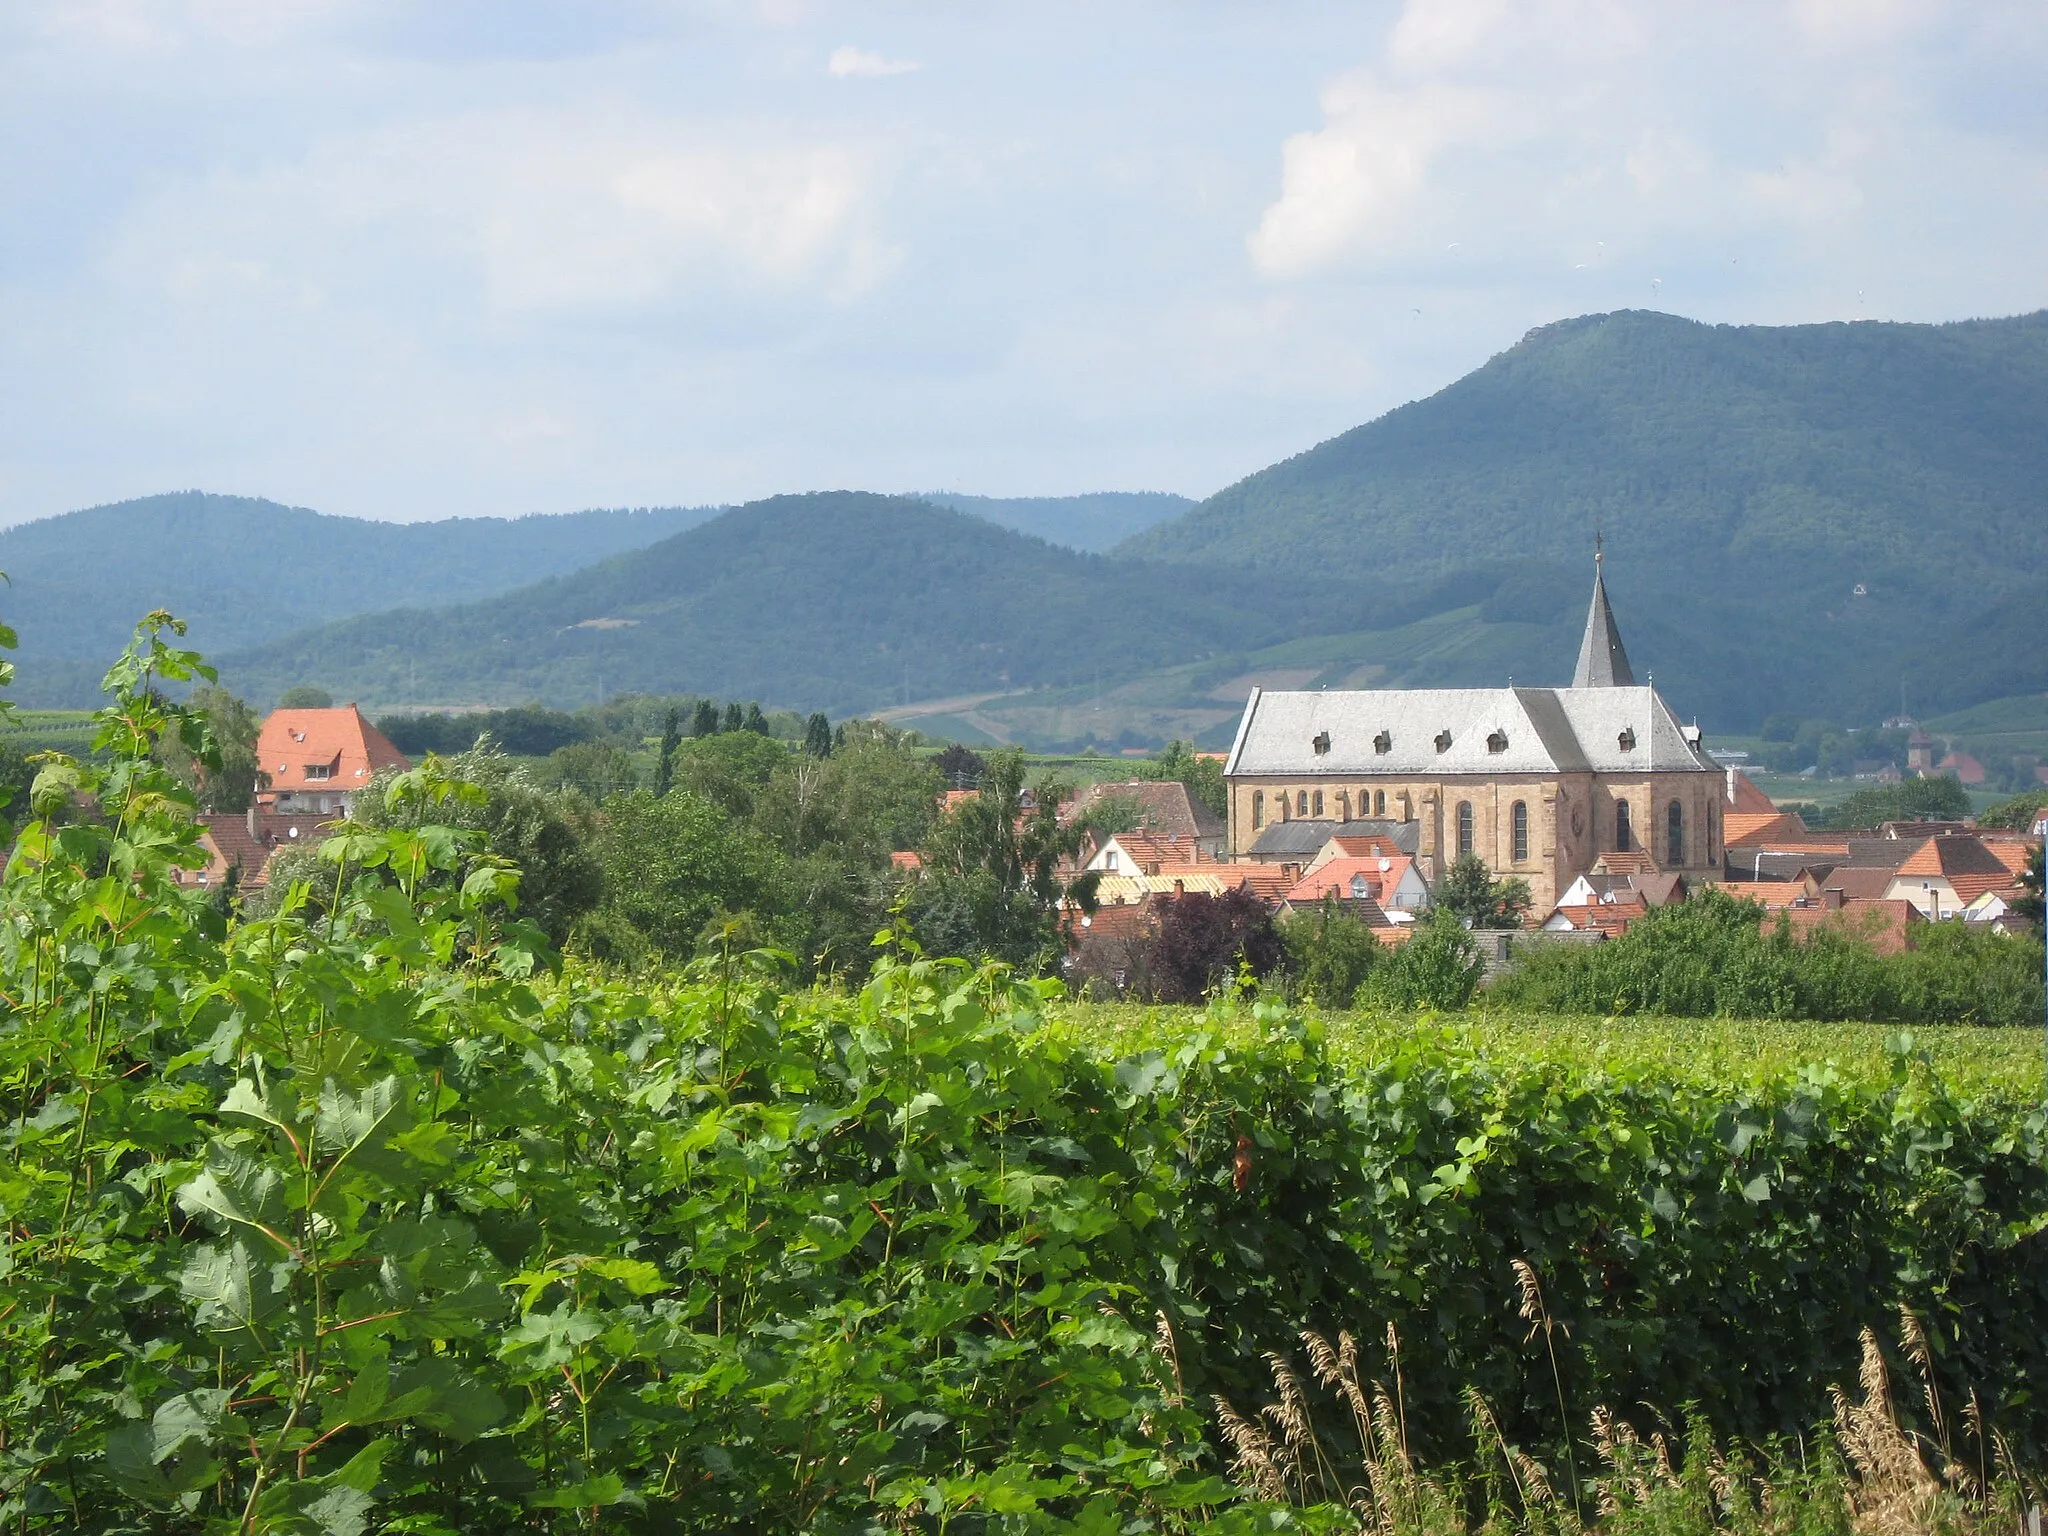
[916,491,1190,551]
[219,493,1359,713]
[0,492,719,704]
[1121,309,2048,725]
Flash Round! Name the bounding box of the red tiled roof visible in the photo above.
[257,706,409,798]
[1547,899,1648,938]
[1724,811,1805,848]
[1774,899,1922,956]
[1593,850,1661,877]
[1819,867,1895,901]
[1102,830,1218,874]
[1286,855,1413,906]
[1225,865,1295,903]
[1980,836,2040,877]
[173,810,337,889]
[890,850,924,872]
[1895,834,2010,881]
[1723,769,1778,814]
[1063,780,1224,843]
[1728,881,1812,910]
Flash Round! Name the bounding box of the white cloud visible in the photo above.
[827,44,919,78]
[107,109,896,317]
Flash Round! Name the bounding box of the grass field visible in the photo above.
[1045,1000,2047,1100]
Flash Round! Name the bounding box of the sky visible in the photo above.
[2,0,2045,527]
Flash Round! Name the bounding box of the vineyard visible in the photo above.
[2,630,2046,1533]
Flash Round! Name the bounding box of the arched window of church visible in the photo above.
[1251,791,1264,830]
[1456,801,1474,857]
[1511,801,1529,862]
[1375,790,1386,817]
[1667,800,1683,866]
[1312,789,1324,817]
[1298,790,1310,818]
[1616,800,1633,852]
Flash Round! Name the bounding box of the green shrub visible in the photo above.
[1492,886,2045,1025]
[1358,908,1484,1010]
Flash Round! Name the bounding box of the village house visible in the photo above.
[172,807,336,892]
[1222,554,1722,912]
[255,704,411,815]
[1062,779,1226,858]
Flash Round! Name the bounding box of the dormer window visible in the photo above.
[304,762,335,781]
[1486,729,1508,754]
[1618,727,1637,752]
[1373,731,1391,754]
[1311,730,1331,756]
[1349,874,1369,899]
[1434,730,1452,754]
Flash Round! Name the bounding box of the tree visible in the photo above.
[668,731,793,821]
[933,742,985,788]
[692,699,720,738]
[583,787,786,964]
[722,701,745,734]
[543,740,641,802]
[1282,896,1381,1006]
[1149,887,1284,1003]
[657,708,682,794]
[803,711,833,759]
[1434,853,1532,928]
[161,684,268,812]
[1810,776,1972,830]
[350,746,603,946]
[275,684,332,709]
[1127,739,1226,818]
[1359,909,1484,1010]
[2017,843,2045,926]
[914,747,1098,969]
[744,702,770,736]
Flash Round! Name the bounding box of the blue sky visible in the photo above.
[2,0,2044,526]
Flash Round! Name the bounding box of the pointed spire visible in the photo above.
[1572,543,1636,688]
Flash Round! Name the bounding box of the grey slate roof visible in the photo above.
[1572,558,1636,688]
[1247,818,1422,859]
[1225,685,1713,778]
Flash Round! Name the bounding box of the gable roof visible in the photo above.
[1096,830,1218,874]
[257,706,410,796]
[1247,818,1422,859]
[1723,768,1778,813]
[1724,811,1805,848]
[1774,899,1923,955]
[1285,855,1417,906]
[1065,779,1224,843]
[1225,684,1712,779]
[1819,866,1896,901]
[1895,834,2009,881]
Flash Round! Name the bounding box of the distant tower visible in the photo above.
[1571,540,1636,688]
[1906,728,1934,776]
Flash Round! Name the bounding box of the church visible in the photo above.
[1221,555,1722,913]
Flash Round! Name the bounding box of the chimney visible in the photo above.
[247,805,259,842]
[1173,879,1185,897]
[1822,886,1844,911]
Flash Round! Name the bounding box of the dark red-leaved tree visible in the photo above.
[1149,887,1284,1003]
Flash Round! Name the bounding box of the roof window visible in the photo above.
[1486,729,1508,754]
[1618,727,1637,752]
[1373,730,1391,754]
[1434,730,1452,754]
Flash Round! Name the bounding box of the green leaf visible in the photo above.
[528,1474,627,1509]
[389,1357,507,1442]
[177,1145,290,1246]
[180,1239,289,1335]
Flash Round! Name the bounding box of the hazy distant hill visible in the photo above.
[917,491,1191,551]
[0,492,719,703]
[220,493,1357,713]
[1121,309,2048,726]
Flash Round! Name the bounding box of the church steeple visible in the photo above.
[1571,539,1636,688]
